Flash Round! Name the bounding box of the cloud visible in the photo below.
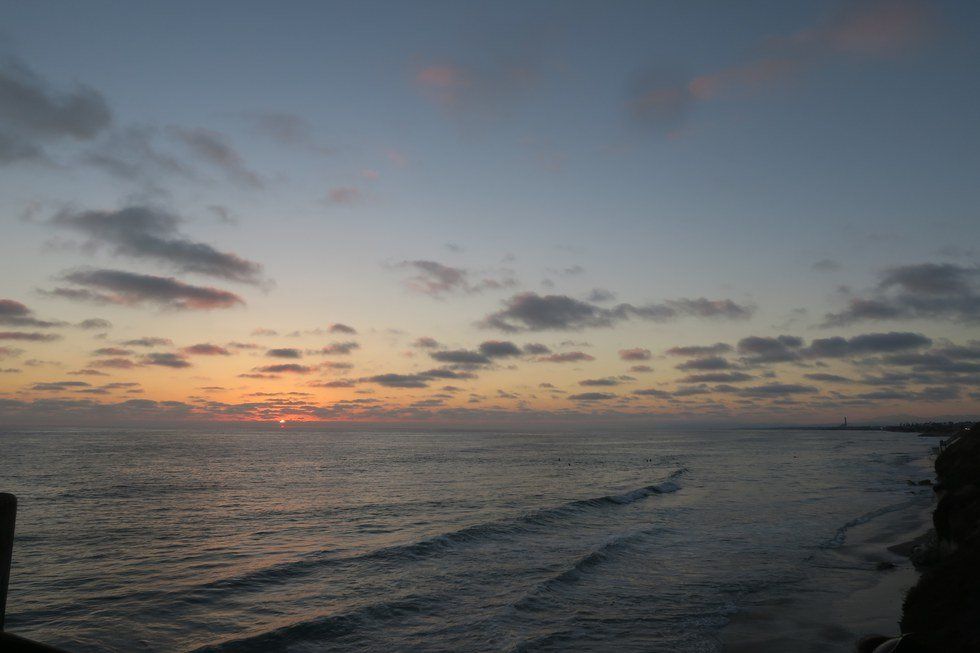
[824,264,980,326]
[121,337,172,347]
[737,335,804,363]
[44,268,244,310]
[251,112,330,153]
[482,292,753,332]
[0,331,61,342]
[738,383,818,398]
[77,318,112,330]
[317,341,360,356]
[266,348,302,359]
[666,343,734,357]
[51,206,264,284]
[804,331,932,358]
[522,343,551,355]
[0,346,23,359]
[91,357,137,369]
[679,372,754,383]
[142,352,191,368]
[0,299,62,327]
[181,343,231,356]
[430,349,491,365]
[579,377,622,387]
[93,347,132,356]
[254,364,314,374]
[329,323,357,334]
[327,187,361,204]
[535,351,595,363]
[812,259,842,272]
[676,356,733,371]
[619,348,651,361]
[167,126,263,187]
[0,57,111,165]
[478,340,522,358]
[412,337,441,349]
[804,373,852,383]
[363,373,430,388]
[568,392,617,401]
[628,1,936,133]
[395,260,517,297]
[629,365,654,373]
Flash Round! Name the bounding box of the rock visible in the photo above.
[876,561,897,571]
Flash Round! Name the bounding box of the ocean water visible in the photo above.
[0,427,935,652]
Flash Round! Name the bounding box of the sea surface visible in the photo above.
[0,427,936,652]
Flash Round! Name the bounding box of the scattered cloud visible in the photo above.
[50,206,264,284]
[167,126,263,187]
[482,292,753,332]
[619,347,651,361]
[394,260,517,297]
[181,343,231,356]
[43,268,244,310]
[266,348,302,359]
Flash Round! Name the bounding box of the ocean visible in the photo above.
[0,427,936,652]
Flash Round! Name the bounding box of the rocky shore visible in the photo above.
[860,422,980,652]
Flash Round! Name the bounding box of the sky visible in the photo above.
[1,0,979,427]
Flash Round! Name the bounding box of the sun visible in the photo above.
[278,419,286,428]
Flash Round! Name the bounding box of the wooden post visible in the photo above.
[0,493,15,632]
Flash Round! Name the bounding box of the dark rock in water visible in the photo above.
[875,561,897,571]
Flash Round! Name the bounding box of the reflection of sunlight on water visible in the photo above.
[0,428,935,652]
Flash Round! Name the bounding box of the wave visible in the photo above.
[821,499,914,548]
[192,594,442,652]
[180,470,685,598]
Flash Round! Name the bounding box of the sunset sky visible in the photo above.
[1,0,978,426]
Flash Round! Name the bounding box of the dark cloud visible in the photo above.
[586,288,617,303]
[254,364,314,374]
[122,337,172,347]
[32,381,91,391]
[167,126,263,187]
[579,377,622,387]
[182,343,231,356]
[93,347,132,356]
[737,335,804,363]
[630,365,654,373]
[676,356,733,371]
[51,206,264,284]
[44,268,244,310]
[413,337,441,349]
[804,373,852,383]
[329,323,357,334]
[0,299,62,328]
[521,343,550,355]
[619,348,651,361]
[0,331,61,342]
[0,57,111,165]
[482,292,753,332]
[363,373,430,388]
[91,358,137,369]
[317,341,360,356]
[739,383,817,398]
[679,372,754,383]
[310,379,356,388]
[395,260,517,297]
[142,352,191,368]
[77,318,112,330]
[430,349,491,365]
[479,340,522,358]
[632,388,672,398]
[824,263,980,326]
[266,348,302,359]
[535,351,595,363]
[666,343,733,357]
[568,392,617,401]
[805,332,932,358]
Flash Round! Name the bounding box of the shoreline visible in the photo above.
[721,443,938,652]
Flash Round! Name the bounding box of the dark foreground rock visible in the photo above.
[893,423,980,652]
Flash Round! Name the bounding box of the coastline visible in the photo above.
[721,445,938,652]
